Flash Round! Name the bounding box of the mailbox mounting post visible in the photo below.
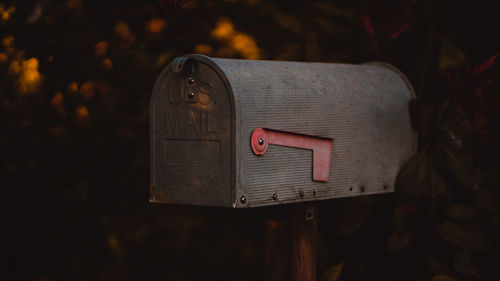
[265,204,318,281]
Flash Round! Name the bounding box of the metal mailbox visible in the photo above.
[150,54,416,208]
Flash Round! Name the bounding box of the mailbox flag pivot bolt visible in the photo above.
[259,138,264,145]
[240,195,247,204]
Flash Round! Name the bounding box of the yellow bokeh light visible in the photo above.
[231,33,260,60]
[155,52,171,67]
[23,57,38,69]
[2,36,14,48]
[102,58,113,70]
[195,44,213,55]
[146,18,167,34]
[51,92,64,107]
[9,57,43,94]
[67,0,82,9]
[107,235,119,250]
[8,60,20,75]
[77,105,89,120]
[94,41,108,56]
[79,82,95,99]
[211,18,236,40]
[210,17,261,60]
[114,21,135,43]
[1,6,15,23]
[0,52,7,64]
[67,81,79,93]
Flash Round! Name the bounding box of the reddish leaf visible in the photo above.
[474,113,487,129]
[360,15,374,38]
[473,54,498,76]
[388,23,410,39]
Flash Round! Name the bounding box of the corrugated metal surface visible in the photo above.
[150,55,416,208]
[212,58,415,207]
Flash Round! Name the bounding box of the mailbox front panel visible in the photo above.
[150,58,235,206]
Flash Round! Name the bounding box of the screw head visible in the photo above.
[299,191,305,197]
[187,90,195,98]
[240,195,247,204]
[187,77,195,84]
[272,193,278,200]
[258,138,264,145]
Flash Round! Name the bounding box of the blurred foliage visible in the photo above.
[1,0,500,281]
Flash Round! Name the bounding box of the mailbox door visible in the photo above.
[150,57,235,206]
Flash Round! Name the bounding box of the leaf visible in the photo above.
[439,38,465,74]
[444,149,474,188]
[396,150,446,198]
[272,12,303,35]
[437,222,490,252]
[312,2,354,20]
[320,262,345,281]
[473,54,498,76]
[334,197,375,235]
[476,189,500,223]
[430,274,457,281]
[445,204,477,220]
[360,15,374,38]
[386,232,411,251]
[388,23,410,39]
[314,18,349,35]
[424,256,450,273]
[454,252,479,277]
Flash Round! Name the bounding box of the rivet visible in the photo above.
[312,190,316,196]
[349,187,353,192]
[187,90,195,98]
[272,193,278,200]
[360,186,366,192]
[240,195,247,204]
[299,191,304,197]
[258,138,264,145]
[383,184,388,190]
[187,77,195,84]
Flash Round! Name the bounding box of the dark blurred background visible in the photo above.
[2,0,500,280]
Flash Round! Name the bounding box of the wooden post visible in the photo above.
[265,204,318,281]
[291,204,317,281]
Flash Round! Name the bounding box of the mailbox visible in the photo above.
[150,54,416,208]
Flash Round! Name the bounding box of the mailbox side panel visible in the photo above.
[213,59,416,207]
[150,56,236,207]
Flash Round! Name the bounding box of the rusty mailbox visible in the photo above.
[150,54,416,208]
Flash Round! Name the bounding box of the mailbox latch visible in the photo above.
[250,128,332,182]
